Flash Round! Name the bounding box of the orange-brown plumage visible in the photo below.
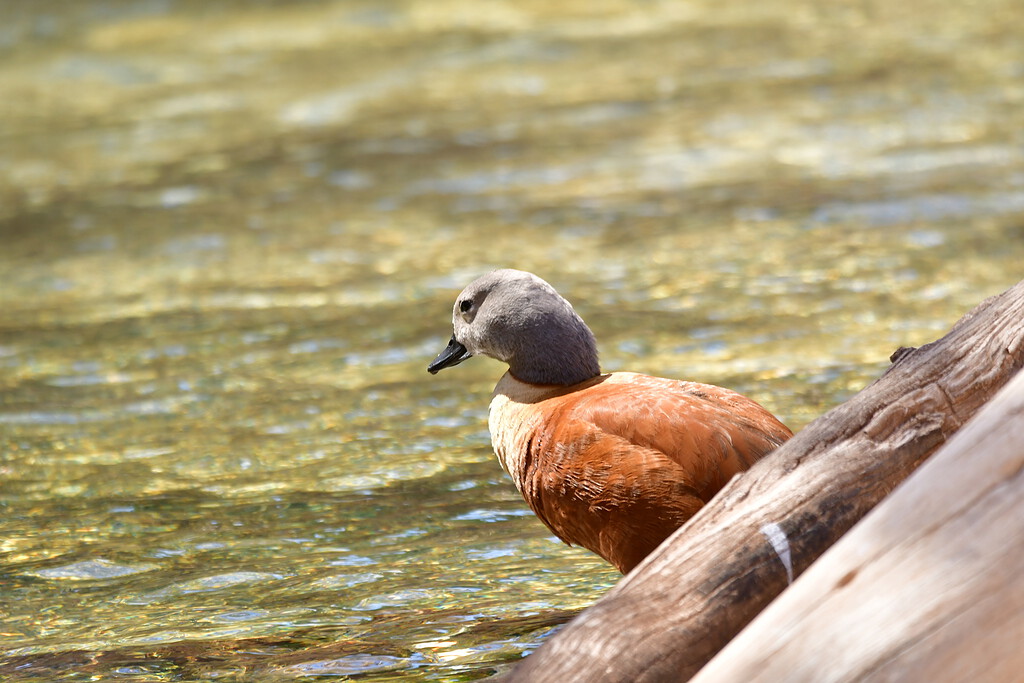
[489,372,791,573]
[428,269,792,574]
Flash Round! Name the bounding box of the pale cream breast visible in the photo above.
[488,373,547,484]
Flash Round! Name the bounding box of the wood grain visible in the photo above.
[501,279,1024,682]
[692,362,1024,682]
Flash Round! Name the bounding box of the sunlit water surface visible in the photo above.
[1,0,1022,680]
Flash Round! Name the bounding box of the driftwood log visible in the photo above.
[504,279,1024,682]
[692,363,1024,682]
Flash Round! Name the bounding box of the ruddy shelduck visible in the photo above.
[428,269,792,573]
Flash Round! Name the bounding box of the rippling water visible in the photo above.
[1,0,1022,680]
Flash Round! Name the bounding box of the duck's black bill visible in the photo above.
[427,335,472,374]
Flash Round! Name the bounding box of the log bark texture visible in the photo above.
[503,279,1024,682]
[691,365,1024,683]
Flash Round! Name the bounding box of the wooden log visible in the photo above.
[690,363,1024,682]
[502,279,1024,683]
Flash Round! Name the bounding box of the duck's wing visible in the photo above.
[564,374,793,501]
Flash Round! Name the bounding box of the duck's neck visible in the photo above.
[508,358,598,386]
[505,322,601,386]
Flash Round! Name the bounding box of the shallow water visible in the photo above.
[1,0,1023,680]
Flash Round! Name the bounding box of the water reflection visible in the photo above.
[2,0,1023,680]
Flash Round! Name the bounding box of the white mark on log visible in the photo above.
[760,522,794,584]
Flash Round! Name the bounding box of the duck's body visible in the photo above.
[429,269,792,573]
[489,371,790,573]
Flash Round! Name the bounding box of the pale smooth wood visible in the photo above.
[502,279,1024,683]
[692,365,1024,683]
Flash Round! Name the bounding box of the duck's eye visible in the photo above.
[459,299,473,313]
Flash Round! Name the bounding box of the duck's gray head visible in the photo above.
[427,269,600,386]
